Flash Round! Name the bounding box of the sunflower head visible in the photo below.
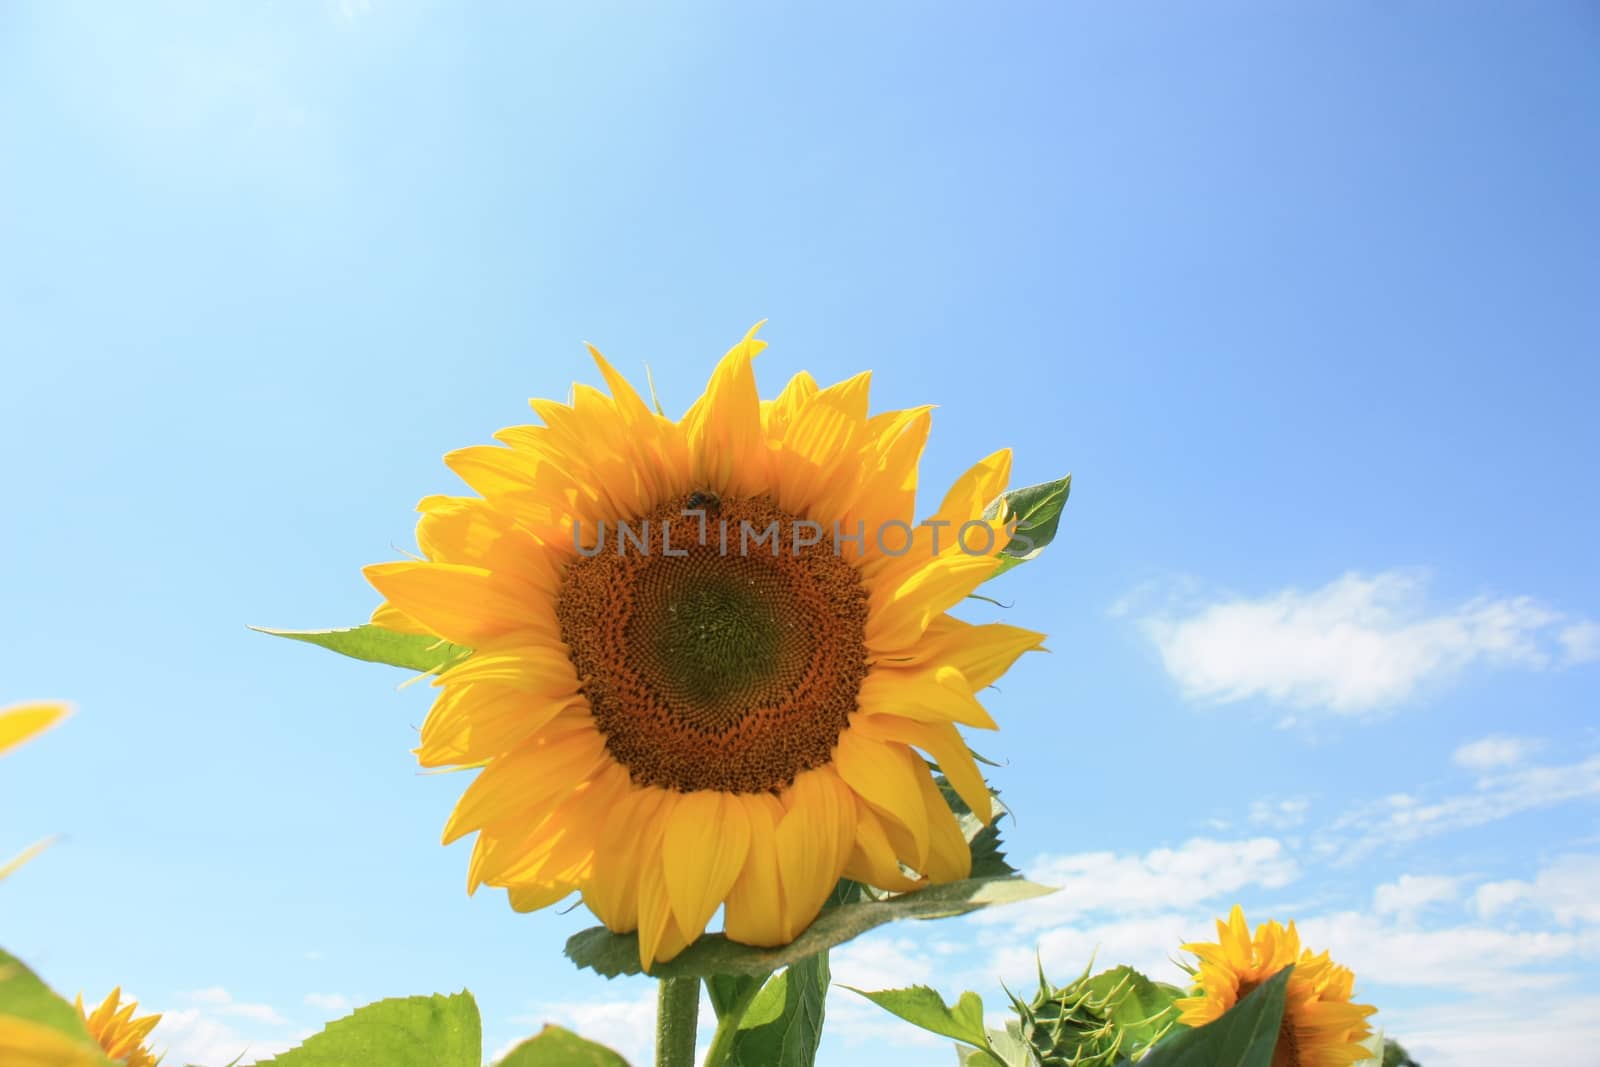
[76,989,161,1067]
[366,324,1046,967]
[1176,905,1376,1067]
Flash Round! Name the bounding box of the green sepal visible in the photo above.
[251,624,470,674]
[985,474,1072,579]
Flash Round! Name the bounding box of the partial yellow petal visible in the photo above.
[684,323,769,496]
[0,1016,105,1067]
[0,837,57,881]
[0,703,70,757]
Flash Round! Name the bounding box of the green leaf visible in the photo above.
[725,952,830,1066]
[255,992,480,1067]
[0,948,105,1054]
[0,950,91,1039]
[985,474,1071,579]
[495,1024,631,1066]
[251,624,471,674]
[566,877,1054,979]
[841,986,990,1050]
[958,1021,1039,1067]
[1118,966,1291,1067]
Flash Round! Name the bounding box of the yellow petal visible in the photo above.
[880,615,1046,690]
[585,786,668,933]
[364,561,556,647]
[856,663,998,731]
[915,767,972,881]
[841,805,923,893]
[441,721,608,844]
[724,793,789,945]
[0,703,70,758]
[830,731,928,869]
[774,769,856,937]
[416,683,579,768]
[865,551,1001,652]
[662,792,752,945]
[852,713,991,824]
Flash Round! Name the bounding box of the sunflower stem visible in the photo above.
[700,974,770,1067]
[656,976,700,1067]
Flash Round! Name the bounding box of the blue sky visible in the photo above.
[3,2,1597,1064]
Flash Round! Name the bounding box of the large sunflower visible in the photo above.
[365,324,1044,967]
[1177,906,1376,1067]
[77,989,162,1067]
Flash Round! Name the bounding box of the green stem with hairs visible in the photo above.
[656,976,701,1067]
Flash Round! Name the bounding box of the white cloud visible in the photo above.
[989,837,1298,933]
[1328,754,1600,857]
[1392,994,1600,1067]
[1560,621,1600,664]
[1134,571,1592,713]
[1474,854,1600,926]
[303,993,351,1015]
[1452,735,1542,771]
[154,990,303,1066]
[1373,875,1460,920]
[1248,797,1310,830]
[174,988,286,1025]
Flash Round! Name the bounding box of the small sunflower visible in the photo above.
[1177,905,1376,1067]
[366,324,1044,967]
[76,989,161,1067]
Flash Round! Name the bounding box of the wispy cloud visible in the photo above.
[1129,571,1593,713]
[1474,854,1600,926]
[1373,874,1461,920]
[1325,754,1600,858]
[988,837,1299,933]
[1452,735,1542,772]
[303,993,350,1015]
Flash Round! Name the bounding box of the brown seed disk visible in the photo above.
[556,493,870,793]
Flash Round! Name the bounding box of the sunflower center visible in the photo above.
[556,493,870,793]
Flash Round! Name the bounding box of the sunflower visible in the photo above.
[1176,905,1376,1067]
[365,324,1044,967]
[76,989,161,1067]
